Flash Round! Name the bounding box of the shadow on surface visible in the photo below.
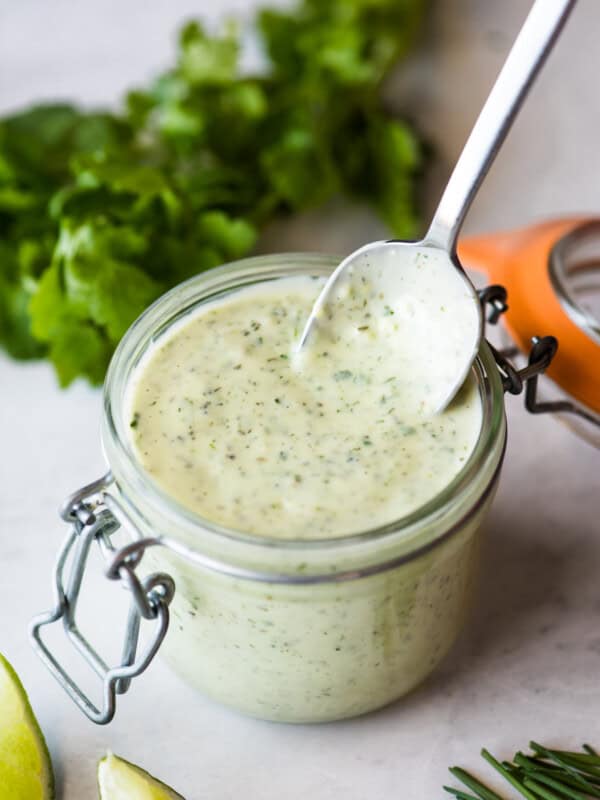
[400,500,599,714]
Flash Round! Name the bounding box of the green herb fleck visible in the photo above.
[333,370,353,381]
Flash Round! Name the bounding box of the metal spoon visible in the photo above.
[298,0,576,414]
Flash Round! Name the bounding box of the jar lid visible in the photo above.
[459,217,600,417]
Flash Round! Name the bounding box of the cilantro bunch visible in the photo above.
[0,0,426,386]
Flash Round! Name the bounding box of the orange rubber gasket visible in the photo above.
[458,217,600,415]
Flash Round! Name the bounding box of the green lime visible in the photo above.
[98,752,185,799]
[0,652,54,800]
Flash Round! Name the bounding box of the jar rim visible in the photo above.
[549,220,600,347]
[102,252,506,557]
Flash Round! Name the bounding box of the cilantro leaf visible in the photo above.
[48,320,112,387]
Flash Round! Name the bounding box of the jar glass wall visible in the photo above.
[101,254,507,722]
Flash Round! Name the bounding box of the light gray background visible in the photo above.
[1,2,599,798]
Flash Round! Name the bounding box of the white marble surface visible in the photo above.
[1,1,600,798]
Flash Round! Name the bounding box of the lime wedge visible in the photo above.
[0,652,54,800]
[98,753,185,799]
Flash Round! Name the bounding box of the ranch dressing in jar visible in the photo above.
[108,258,496,723]
[127,275,482,539]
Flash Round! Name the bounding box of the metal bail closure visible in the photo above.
[29,473,175,725]
[478,286,598,426]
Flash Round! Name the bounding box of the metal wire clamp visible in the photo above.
[479,285,599,426]
[29,473,175,725]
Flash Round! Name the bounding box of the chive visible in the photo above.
[519,745,600,792]
[524,768,600,797]
[448,767,505,800]
[529,743,600,791]
[447,743,600,800]
[522,777,569,800]
[502,761,521,774]
[524,770,589,800]
[480,750,539,800]
[557,761,600,781]
[444,787,487,800]
[514,754,562,773]
[549,750,600,768]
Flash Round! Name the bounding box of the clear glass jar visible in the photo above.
[98,253,507,723]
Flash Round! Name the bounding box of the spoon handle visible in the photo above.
[425,0,576,255]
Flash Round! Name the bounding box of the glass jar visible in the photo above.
[32,253,510,725]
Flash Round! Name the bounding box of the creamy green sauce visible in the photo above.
[128,275,482,538]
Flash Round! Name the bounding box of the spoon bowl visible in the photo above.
[298,239,482,415]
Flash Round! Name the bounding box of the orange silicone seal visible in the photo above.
[458,217,600,415]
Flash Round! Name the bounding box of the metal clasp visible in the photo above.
[479,286,599,426]
[29,473,175,725]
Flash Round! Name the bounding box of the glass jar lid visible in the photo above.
[549,221,600,347]
[459,217,600,445]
